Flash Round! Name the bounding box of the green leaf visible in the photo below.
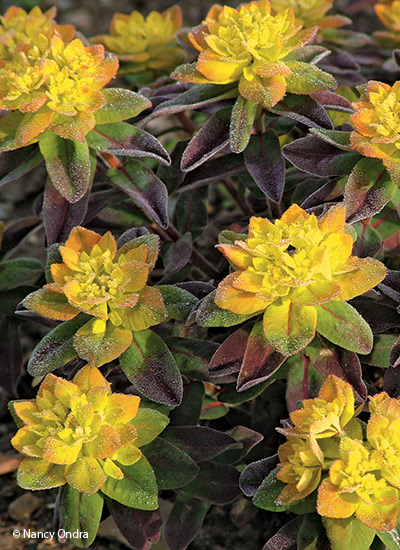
[285,352,323,412]
[377,527,400,550]
[316,301,373,354]
[0,146,43,188]
[61,486,103,548]
[141,437,199,489]
[22,288,79,321]
[86,123,170,164]
[363,334,398,368]
[157,285,198,321]
[344,158,396,223]
[0,258,42,290]
[253,467,317,514]
[285,61,337,94]
[174,186,208,240]
[39,133,92,203]
[120,329,183,406]
[310,128,353,150]
[196,290,253,327]
[94,88,151,124]
[322,517,376,550]
[101,456,158,510]
[263,299,317,356]
[130,407,170,448]
[73,319,133,367]
[28,315,89,376]
[230,96,258,153]
[0,111,25,152]
[298,513,325,550]
[107,159,169,229]
[170,381,205,426]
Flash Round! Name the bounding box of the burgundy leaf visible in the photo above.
[164,494,210,550]
[0,316,23,396]
[209,328,250,377]
[384,365,400,398]
[262,516,303,550]
[181,460,241,504]
[269,93,333,129]
[162,426,237,462]
[239,456,279,497]
[244,131,285,202]
[107,498,162,550]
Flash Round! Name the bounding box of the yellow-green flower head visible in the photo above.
[91,5,185,77]
[10,366,166,495]
[269,0,350,34]
[317,437,399,531]
[215,204,386,354]
[171,0,336,109]
[351,80,400,164]
[283,375,356,439]
[367,393,400,489]
[0,36,118,143]
[0,5,75,61]
[23,227,168,366]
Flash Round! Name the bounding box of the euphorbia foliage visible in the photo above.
[2,1,400,550]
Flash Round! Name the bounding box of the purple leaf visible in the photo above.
[378,269,400,303]
[269,93,333,129]
[283,135,360,177]
[107,498,162,550]
[237,320,286,391]
[181,460,241,504]
[0,316,23,396]
[107,159,169,229]
[244,131,285,202]
[384,365,400,397]
[239,456,279,497]
[164,494,210,550]
[311,90,354,112]
[43,178,90,245]
[163,426,237,462]
[262,517,303,550]
[209,328,250,377]
[181,108,230,171]
[169,381,205,426]
[182,152,245,188]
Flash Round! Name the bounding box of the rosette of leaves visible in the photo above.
[240,376,400,550]
[197,204,387,394]
[167,0,336,156]
[19,225,205,406]
[0,8,171,225]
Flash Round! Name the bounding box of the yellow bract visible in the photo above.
[92,5,185,76]
[11,366,143,494]
[215,204,386,352]
[375,0,400,46]
[172,0,336,108]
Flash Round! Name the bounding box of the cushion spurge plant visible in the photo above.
[211,204,386,355]
[22,226,168,367]
[172,0,336,109]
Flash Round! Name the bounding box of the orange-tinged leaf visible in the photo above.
[280,203,308,224]
[11,401,39,425]
[215,244,253,271]
[356,498,398,532]
[65,226,102,254]
[118,286,168,332]
[239,73,286,109]
[215,273,271,315]
[15,110,53,146]
[11,427,40,455]
[197,51,248,83]
[336,257,387,300]
[317,478,358,518]
[171,62,213,83]
[53,377,81,407]
[86,424,121,458]
[107,393,141,423]
[22,288,79,321]
[318,205,347,234]
[290,281,341,306]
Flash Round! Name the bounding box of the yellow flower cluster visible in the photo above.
[0,6,118,143]
[277,375,400,532]
[215,204,386,354]
[92,5,185,78]
[23,227,167,366]
[172,0,336,108]
[351,80,400,163]
[270,0,350,34]
[375,0,400,46]
[10,365,167,496]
